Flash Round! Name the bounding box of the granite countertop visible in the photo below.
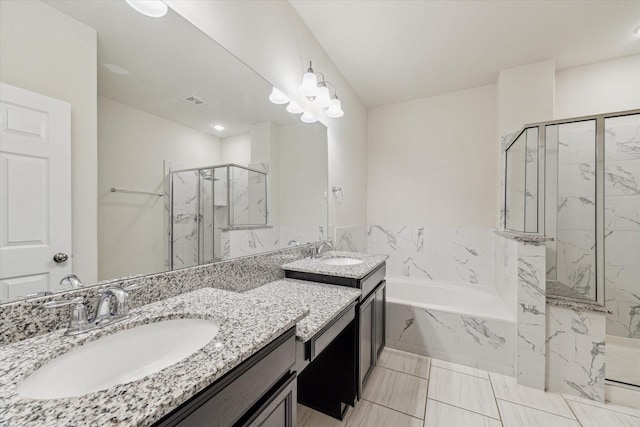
[0,288,308,427]
[244,279,362,342]
[281,251,388,280]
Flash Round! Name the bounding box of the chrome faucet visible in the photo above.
[45,283,145,335]
[288,240,301,247]
[60,274,84,289]
[44,297,92,336]
[312,241,333,258]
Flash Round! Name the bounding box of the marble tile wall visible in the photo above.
[367,226,494,285]
[545,304,606,402]
[604,113,640,340]
[334,226,367,252]
[516,241,546,389]
[386,301,515,375]
[0,244,314,345]
[493,234,518,320]
[222,224,325,259]
[170,169,200,269]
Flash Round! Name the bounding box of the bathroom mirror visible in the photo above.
[0,0,328,303]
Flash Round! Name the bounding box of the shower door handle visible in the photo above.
[53,253,69,263]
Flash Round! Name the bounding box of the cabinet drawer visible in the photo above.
[359,264,385,299]
[307,301,356,361]
[155,328,296,427]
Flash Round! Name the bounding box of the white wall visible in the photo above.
[278,123,328,227]
[368,84,498,227]
[98,97,222,280]
[0,0,98,282]
[556,55,640,119]
[165,0,368,238]
[221,133,251,165]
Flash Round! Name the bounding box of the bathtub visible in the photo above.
[385,276,516,375]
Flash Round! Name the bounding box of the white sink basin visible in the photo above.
[17,318,219,399]
[320,257,364,266]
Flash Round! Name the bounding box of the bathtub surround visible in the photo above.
[493,232,547,389]
[546,304,607,402]
[385,276,515,375]
[367,226,494,286]
[0,243,318,345]
[334,226,368,253]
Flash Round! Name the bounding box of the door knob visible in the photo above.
[53,253,69,263]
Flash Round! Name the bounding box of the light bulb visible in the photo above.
[325,98,344,118]
[313,85,331,108]
[300,112,317,123]
[299,72,319,97]
[268,87,289,104]
[126,0,168,17]
[286,100,304,114]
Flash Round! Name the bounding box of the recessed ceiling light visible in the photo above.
[126,0,168,18]
[212,124,225,131]
[102,63,129,75]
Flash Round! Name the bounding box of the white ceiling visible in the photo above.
[290,1,640,108]
[48,0,297,138]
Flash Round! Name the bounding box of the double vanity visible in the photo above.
[0,248,387,426]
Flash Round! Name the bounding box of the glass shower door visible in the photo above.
[603,112,640,387]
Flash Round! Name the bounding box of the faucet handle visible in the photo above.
[44,297,90,336]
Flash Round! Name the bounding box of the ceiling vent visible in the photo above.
[181,95,208,106]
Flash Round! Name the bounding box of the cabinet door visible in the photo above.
[245,373,296,427]
[358,291,375,396]
[374,281,386,360]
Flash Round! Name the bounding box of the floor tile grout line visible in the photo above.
[495,398,582,422]
[486,370,505,427]
[377,363,430,380]
[427,398,502,422]
[423,358,432,423]
[563,395,640,420]
[561,396,585,427]
[360,398,425,422]
[430,364,491,380]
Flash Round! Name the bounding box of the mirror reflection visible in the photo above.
[0,0,328,303]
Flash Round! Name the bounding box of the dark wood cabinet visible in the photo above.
[374,281,386,359]
[285,263,386,403]
[358,280,386,397]
[153,327,297,427]
[358,290,375,396]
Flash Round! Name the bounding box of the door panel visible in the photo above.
[0,83,71,300]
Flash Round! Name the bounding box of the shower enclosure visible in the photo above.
[169,164,267,270]
[504,109,640,388]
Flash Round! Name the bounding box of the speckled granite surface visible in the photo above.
[494,230,553,244]
[0,244,314,345]
[245,279,361,342]
[546,296,611,314]
[281,251,388,280]
[0,287,308,427]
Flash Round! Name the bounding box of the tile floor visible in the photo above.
[297,348,640,427]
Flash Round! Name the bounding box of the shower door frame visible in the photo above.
[503,108,640,307]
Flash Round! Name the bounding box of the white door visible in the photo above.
[0,82,72,300]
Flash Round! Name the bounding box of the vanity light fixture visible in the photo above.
[297,61,345,119]
[212,124,225,131]
[286,100,304,114]
[300,112,317,123]
[125,0,168,18]
[268,87,290,104]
